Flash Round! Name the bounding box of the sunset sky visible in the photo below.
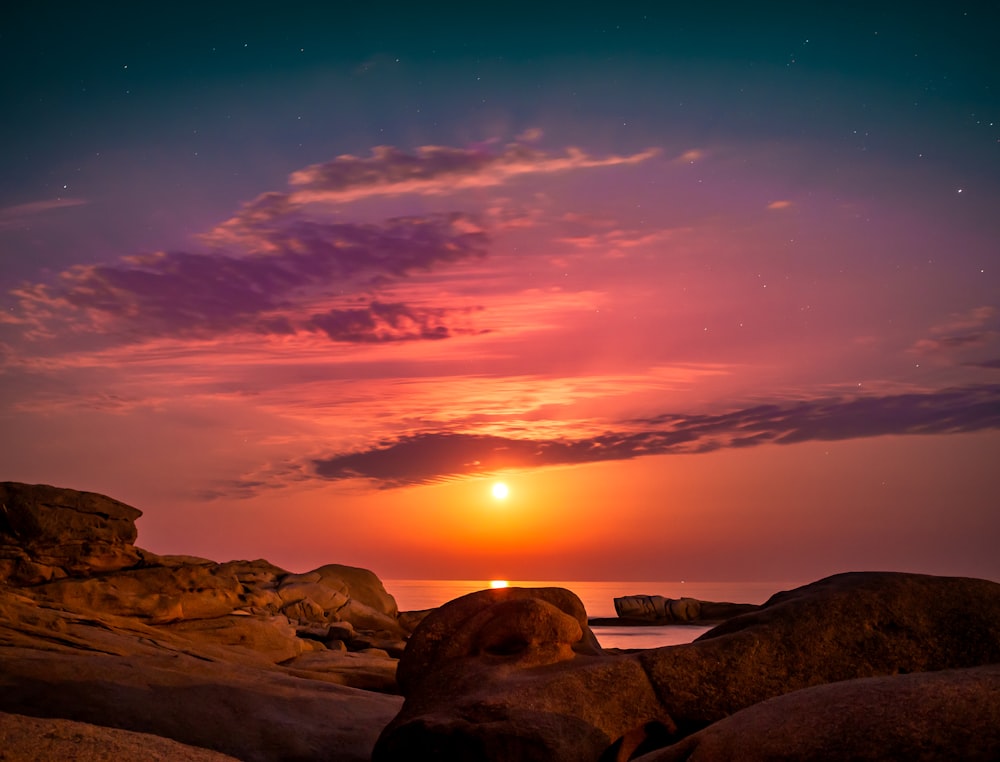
[2,5,998,583]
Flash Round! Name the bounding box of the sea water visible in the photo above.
[384,579,802,650]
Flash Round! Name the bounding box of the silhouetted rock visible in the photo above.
[588,595,759,627]
[0,481,142,584]
[635,664,1000,761]
[373,572,1000,761]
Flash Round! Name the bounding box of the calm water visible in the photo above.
[385,579,801,650]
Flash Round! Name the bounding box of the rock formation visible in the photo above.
[634,664,1000,761]
[0,481,407,761]
[0,711,243,762]
[373,572,1000,761]
[591,594,758,626]
[6,479,1000,761]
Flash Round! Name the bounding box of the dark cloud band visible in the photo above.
[313,384,1000,487]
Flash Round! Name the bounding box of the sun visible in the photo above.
[489,579,509,589]
[491,481,509,500]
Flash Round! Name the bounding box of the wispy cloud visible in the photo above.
[908,306,999,359]
[6,214,487,343]
[312,385,1000,487]
[0,198,87,229]
[284,141,661,204]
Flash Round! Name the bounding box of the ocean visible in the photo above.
[384,579,802,650]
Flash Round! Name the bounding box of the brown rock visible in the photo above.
[373,572,1000,761]
[0,711,243,762]
[0,482,409,761]
[161,614,305,663]
[398,608,433,633]
[277,563,402,633]
[603,595,756,625]
[0,591,402,762]
[636,664,1000,761]
[31,563,243,623]
[285,649,400,693]
[0,482,142,583]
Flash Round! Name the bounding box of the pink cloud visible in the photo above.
[0,198,88,229]
[7,214,488,344]
[283,142,661,204]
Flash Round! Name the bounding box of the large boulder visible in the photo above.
[0,482,143,583]
[636,664,1000,761]
[373,572,1000,761]
[277,563,403,635]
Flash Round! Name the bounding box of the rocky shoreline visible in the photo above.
[3,481,999,760]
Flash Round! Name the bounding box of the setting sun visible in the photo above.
[491,482,509,500]
[489,580,509,588]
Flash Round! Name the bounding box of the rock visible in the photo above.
[635,664,1000,762]
[373,572,1000,761]
[161,614,305,663]
[394,586,604,694]
[377,586,658,761]
[283,649,400,693]
[277,564,402,634]
[0,481,143,584]
[1,644,402,762]
[600,595,758,625]
[0,481,410,761]
[398,608,433,633]
[0,711,243,762]
[0,589,402,762]
[327,620,357,641]
[32,563,243,623]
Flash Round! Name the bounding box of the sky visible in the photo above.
[1,4,998,584]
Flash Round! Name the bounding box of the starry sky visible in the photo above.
[2,4,998,582]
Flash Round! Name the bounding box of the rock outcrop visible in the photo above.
[0,481,143,584]
[589,594,758,626]
[636,664,1000,761]
[373,572,1000,761]
[0,481,408,761]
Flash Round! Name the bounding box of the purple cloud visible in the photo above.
[307,301,483,343]
[10,213,487,341]
[312,384,1000,487]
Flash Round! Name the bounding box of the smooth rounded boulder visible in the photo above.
[636,664,1000,761]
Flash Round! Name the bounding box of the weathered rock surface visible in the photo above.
[373,572,1000,761]
[0,711,243,762]
[636,664,1000,762]
[0,481,143,584]
[589,594,759,627]
[0,481,409,761]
